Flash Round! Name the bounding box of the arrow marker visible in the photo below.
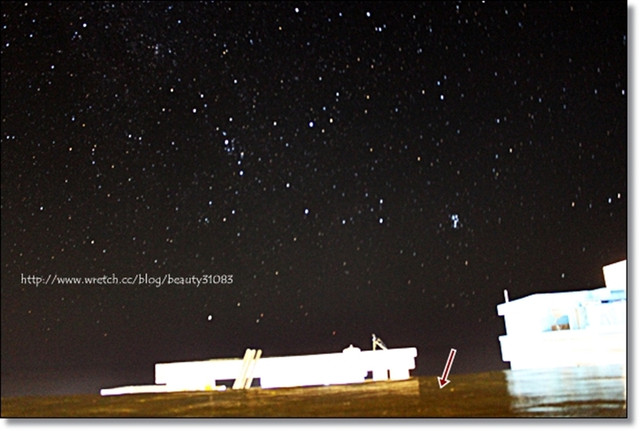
[437,348,457,389]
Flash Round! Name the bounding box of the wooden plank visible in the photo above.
[232,349,254,389]
[244,349,262,389]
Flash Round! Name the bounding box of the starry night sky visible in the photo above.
[1,1,627,395]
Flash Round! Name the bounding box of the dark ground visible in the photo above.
[1,367,627,418]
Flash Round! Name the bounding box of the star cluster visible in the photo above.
[1,1,626,386]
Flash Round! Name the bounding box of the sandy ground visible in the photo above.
[0,369,627,418]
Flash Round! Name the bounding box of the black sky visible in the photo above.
[1,1,627,396]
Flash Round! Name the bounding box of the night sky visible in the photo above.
[1,1,627,396]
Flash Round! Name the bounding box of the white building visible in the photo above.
[496,260,626,370]
[101,340,417,396]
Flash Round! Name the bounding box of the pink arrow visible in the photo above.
[437,348,457,389]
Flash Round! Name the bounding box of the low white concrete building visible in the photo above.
[101,342,418,396]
